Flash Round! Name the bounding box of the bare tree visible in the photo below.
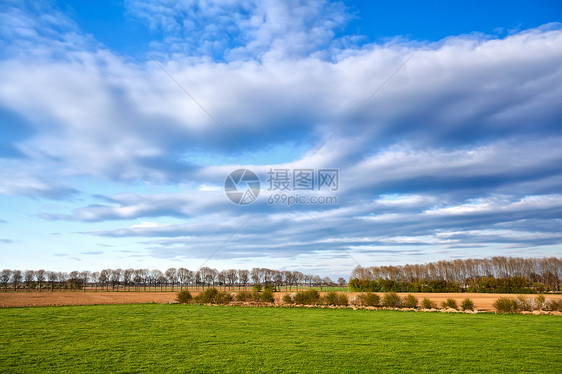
[99,270,110,291]
[123,269,134,291]
[35,269,46,292]
[177,268,192,291]
[250,268,261,285]
[1,269,12,291]
[337,277,346,288]
[24,270,35,291]
[80,271,91,292]
[69,271,80,290]
[47,271,58,291]
[238,269,249,290]
[226,269,238,291]
[165,268,178,291]
[293,271,304,291]
[322,276,333,291]
[12,270,22,291]
[58,272,69,291]
[217,270,227,290]
[151,269,164,291]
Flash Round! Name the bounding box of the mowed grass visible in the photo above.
[0,305,561,373]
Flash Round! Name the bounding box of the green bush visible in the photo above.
[460,298,474,311]
[325,291,338,305]
[261,289,275,303]
[336,293,348,306]
[441,298,458,309]
[252,290,261,302]
[325,291,348,306]
[282,293,293,304]
[194,288,232,305]
[235,291,253,302]
[264,284,275,292]
[253,284,262,292]
[294,289,320,305]
[382,292,402,308]
[403,294,418,308]
[421,298,437,309]
[493,297,518,313]
[176,290,193,304]
[357,292,380,306]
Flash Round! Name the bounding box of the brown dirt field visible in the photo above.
[1,290,561,310]
[0,292,179,308]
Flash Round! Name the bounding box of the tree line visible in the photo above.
[0,267,347,292]
[349,257,561,293]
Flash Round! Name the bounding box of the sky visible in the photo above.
[0,0,561,278]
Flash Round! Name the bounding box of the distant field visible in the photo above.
[1,304,561,373]
[2,291,562,310]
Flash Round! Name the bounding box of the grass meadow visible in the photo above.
[1,304,561,373]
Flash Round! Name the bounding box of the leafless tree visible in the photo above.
[151,269,164,291]
[250,268,261,285]
[80,271,91,291]
[123,269,134,291]
[35,269,46,292]
[47,271,58,291]
[177,268,191,291]
[1,269,12,291]
[99,270,110,291]
[238,269,249,290]
[165,268,178,291]
[226,269,238,291]
[217,270,227,290]
[12,270,22,291]
[24,270,35,291]
[337,277,346,288]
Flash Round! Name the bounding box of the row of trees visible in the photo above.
[349,257,561,293]
[0,267,347,292]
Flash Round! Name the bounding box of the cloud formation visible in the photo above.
[0,1,561,273]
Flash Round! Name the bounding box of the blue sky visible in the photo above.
[0,0,561,277]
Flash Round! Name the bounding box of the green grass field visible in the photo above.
[1,304,561,373]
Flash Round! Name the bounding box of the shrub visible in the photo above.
[325,291,348,306]
[325,291,338,305]
[515,295,532,311]
[176,290,193,304]
[403,294,418,309]
[383,292,402,308]
[264,284,275,292]
[253,284,262,292]
[235,291,252,302]
[493,297,518,314]
[252,291,261,302]
[261,288,275,303]
[441,298,458,309]
[215,291,232,305]
[460,298,474,311]
[294,289,320,305]
[195,288,232,304]
[336,293,348,306]
[546,299,562,312]
[535,295,546,310]
[421,298,437,309]
[282,293,293,304]
[357,292,381,306]
[195,287,218,303]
